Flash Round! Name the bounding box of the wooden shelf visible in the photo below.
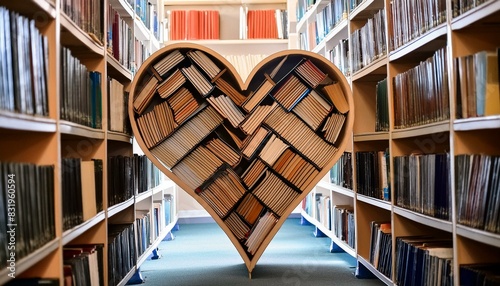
[348,0,385,21]
[60,12,104,56]
[391,120,450,139]
[356,194,391,211]
[107,54,133,83]
[454,115,500,131]
[108,197,134,218]
[60,121,105,139]
[316,180,354,198]
[356,255,393,285]
[351,55,387,82]
[353,132,389,142]
[393,206,452,233]
[0,112,56,133]
[0,238,59,286]
[456,224,500,248]
[389,24,447,62]
[108,131,133,143]
[451,0,500,31]
[62,211,106,245]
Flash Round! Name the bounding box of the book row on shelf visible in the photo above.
[355,149,390,201]
[165,8,288,41]
[129,43,352,271]
[61,0,104,45]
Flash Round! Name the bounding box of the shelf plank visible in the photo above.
[296,0,329,33]
[389,24,447,62]
[60,12,104,56]
[107,55,133,83]
[351,55,387,82]
[62,211,106,245]
[353,132,389,142]
[451,0,500,30]
[316,180,354,198]
[454,115,500,131]
[393,206,452,233]
[108,197,134,218]
[323,19,349,49]
[108,131,133,143]
[116,266,137,286]
[136,189,152,203]
[0,238,59,286]
[135,17,150,43]
[60,121,105,139]
[152,180,176,196]
[0,112,56,133]
[348,0,385,21]
[356,255,394,285]
[456,224,500,248]
[391,120,450,139]
[3,0,56,19]
[109,0,134,18]
[356,194,391,211]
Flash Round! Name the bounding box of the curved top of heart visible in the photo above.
[128,42,354,276]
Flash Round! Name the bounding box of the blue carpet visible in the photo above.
[137,218,385,286]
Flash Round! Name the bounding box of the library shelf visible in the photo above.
[107,54,133,83]
[389,23,447,62]
[0,112,56,133]
[0,238,60,285]
[107,131,133,144]
[109,0,134,18]
[353,132,389,142]
[356,194,391,211]
[393,206,452,233]
[321,19,349,53]
[108,197,135,218]
[3,0,56,19]
[454,115,500,131]
[134,18,151,43]
[451,0,500,30]
[351,55,387,82]
[349,0,385,21]
[456,225,500,249]
[62,211,106,245]
[356,255,393,285]
[296,0,329,34]
[316,180,354,198]
[391,120,450,139]
[59,120,105,140]
[60,12,104,56]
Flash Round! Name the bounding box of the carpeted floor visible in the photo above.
[137,218,385,286]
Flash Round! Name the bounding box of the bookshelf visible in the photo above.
[0,0,179,285]
[128,42,354,276]
[296,0,500,284]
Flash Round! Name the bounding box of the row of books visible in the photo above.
[223,54,268,83]
[375,78,389,132]
[136,210,151,257]
[395,236,453,286]
[271,148,319,192]
[240,9,288,40]
[253,171,300,217]
[391,0,446,51]
[329,152,353,190]
[460,263,500,285]
[350,9,386,74]
[0,162,55,268]
[60,47,103,129]
[327,38,350,77]
[393,47,449,129]
[108,77,132,135]
[394,153,451,221]
[134,39,151,73]
[136,154,163,194]
[455,154,500,234]
[0,8,49,117]
[455,48,500,119]
[236,193,264,225]
[314,0,348,44]
[369,221,392,279]
[108,5,133,72]
[108,223,135,286]
[245,211,278,255]
[333,205,354,248]
[299,21,319,51]
[167,10,220,41]
[61,158,103,231]
[451,0,491,17]
[61,0,104,45]
[355,150,390,201]
[135,0,159,36]
[315,193,331,229]
[63,244,104,286]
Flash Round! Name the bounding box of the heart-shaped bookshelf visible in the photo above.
[128,43,353,277]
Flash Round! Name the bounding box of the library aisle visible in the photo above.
[139,218,384,286]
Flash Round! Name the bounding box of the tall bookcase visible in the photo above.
[0,0,178,285]
[297,0,500,285]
